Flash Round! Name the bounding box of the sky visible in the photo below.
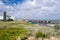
[0,0,60,20]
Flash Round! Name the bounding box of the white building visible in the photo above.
[10,16,16,20]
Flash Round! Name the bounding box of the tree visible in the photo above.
[7,19,13,21]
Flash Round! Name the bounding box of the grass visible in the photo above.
[0,27,28,40]
[0,21,36,28]
[0,21,60,40]
[0,21,36,40]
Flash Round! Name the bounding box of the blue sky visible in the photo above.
[0,0,60,20]
[1,0,25,5]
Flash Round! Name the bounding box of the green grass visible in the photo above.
[0,21,36,40]
[0,21,36,28]
[0,27,28,40]
[0,21,60,40]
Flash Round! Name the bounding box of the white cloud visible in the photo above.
[0,0,60,19]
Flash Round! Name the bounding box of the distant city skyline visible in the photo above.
[0,0,60,20]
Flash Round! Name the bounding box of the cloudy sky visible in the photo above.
[0,0,60,20]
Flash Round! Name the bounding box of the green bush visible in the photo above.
[54,24,60,31]
[35,31,49,40]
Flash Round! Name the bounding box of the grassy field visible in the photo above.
[0,21,60,40]
[0,21,37,40]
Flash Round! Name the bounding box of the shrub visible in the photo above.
[35,31,49,40]
[54,24,60,31]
